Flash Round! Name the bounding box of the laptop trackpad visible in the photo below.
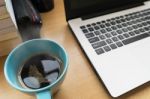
[96,37,150,97]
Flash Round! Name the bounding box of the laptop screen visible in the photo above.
[64,0,146,20]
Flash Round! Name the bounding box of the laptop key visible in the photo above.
[118,35,125,40]
[116,42,123,47]
[115,16,120,19]
[89,37,99,43]
[123,33,130,38]
[112,37,119,42]
[120,18,126,22]
[126,17,131,21]
[147,21,150,24]
[80,26,86,29]
[142,22,148,26]
[110,21,116,25]
[88,27,94,31]
[137,24,143,28]
[111,31,117,36]
[94,31,101,35]
[139,28,145,33]
[141,17,146,21]
[129,32,135,36]
[132,25,138,29]
[100,29,106,34]
[145,16,150,20]
[103,46,111,52]
[132,20,138,24]
[136,19,142,23]
[127,21,132,25]
[99,24,105,28]
[99,35,106,40]
[127,27,133,31]
[122,33,149,45]
[122,23,128,27]
[119,16,124,18]
[94,26,100,30]
[92,23,96,26]
[92,41,107,49]
[105,23,111,27]
[82,29,88,33]
[122,28,128,32]
[116,30,123,34]
[111,18,115,20]
[111,26,117,30]
[106,39,113,44]
[116,24,122,28]
[105,33,112,38]
[96,22,101,24]
[144,27,150,31]
[87,24,91,27]
[106,19,111,22]
[85,33,95,38]
[106,28,112,32]
[95,48,105,55]
[134,30,140,34]
[102,20,106,23]
[110,44,117,49]
[116,19,121,24]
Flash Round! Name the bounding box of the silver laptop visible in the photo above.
[64,0,150,97]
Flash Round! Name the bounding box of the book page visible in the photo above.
[0,6,9,20]
[0,0,5,6]
[5,0,18,29]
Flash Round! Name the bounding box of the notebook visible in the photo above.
[64,0,150,97]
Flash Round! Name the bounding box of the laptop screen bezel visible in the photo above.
[64,0,147,21]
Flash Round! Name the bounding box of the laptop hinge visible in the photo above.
[81,2,144,20]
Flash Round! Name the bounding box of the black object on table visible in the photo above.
[11,0,42,41]
[31,0,54,12]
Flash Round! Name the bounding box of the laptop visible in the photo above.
[64,0,150,97]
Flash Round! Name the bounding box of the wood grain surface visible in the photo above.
[0,0,150,99]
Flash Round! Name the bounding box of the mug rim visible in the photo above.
[4,39,69,93]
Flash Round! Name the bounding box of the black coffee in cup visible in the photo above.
[18,53,63,89]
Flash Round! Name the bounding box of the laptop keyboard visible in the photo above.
[80,8,150,55]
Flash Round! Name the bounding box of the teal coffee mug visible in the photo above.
[4,39,69,99]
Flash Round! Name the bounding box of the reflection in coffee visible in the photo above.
[18,53,62,89]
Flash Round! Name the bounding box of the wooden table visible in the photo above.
[0,0,150,99]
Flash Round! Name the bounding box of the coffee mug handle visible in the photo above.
[36,90,51,99]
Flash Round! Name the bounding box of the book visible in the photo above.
[0,0,5,6]
[0,0,21,56]
[0,37,21,56]
[5,0,18,28]
[0,18,14,30]
[0,26,16,34]
[0,4,18,41]
[0,6,9,19]
[0,30,18,41]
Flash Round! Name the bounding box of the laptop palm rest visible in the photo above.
[95,36,150,97]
